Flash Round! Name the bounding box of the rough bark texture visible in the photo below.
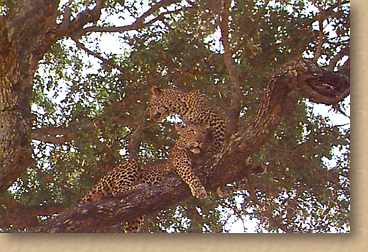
[0,0,59,191]
[33,59,350,232]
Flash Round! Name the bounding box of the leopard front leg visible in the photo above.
[173,150,208,199]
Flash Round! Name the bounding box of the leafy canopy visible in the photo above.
[1,0,350,233]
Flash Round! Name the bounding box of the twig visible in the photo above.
[331,103,350,119]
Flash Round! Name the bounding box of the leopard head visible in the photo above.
[148,86,188,122]
[149,86,169,121]
[175,124,210,154]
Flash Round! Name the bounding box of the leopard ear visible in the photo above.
[150,86,162,96]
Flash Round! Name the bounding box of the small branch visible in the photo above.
[32,126,75,144]
[73,38,127,73]
[31,100,139,144]
[327,46,349,71]
[313,20,325,63]
[61,0,74,29]
[333,122,350,128]
[56,0,105,38]
[341,57,350,75]
[331,103,350,120]
[130,0,177,23]
[127,112,149,159]
[218,0,242,134]
[220,199,247,231]
[81,4,189,35]
[311,0,349,21]
[82,22,143,34]
[186,205,204,232]
[82,0,183,34]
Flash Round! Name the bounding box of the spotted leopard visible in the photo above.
[148,86,226,155]
[79,123,210,231]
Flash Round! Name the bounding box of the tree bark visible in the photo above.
[0,0,58,191]
[0,42,34,192]
[0,1,56,191]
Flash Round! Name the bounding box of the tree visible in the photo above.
[0,0,350,233]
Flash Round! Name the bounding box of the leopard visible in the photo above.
[79,123,210,232]
[148,85,226,156]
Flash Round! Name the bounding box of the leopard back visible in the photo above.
[80,159,139,203]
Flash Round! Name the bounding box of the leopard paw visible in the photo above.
[191,185,208,199]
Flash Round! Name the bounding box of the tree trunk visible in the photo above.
[0,0,58,192]
[0,37,35,192]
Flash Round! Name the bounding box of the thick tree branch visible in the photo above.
[1,0,107,191]
[31,126,75,144]
[34,158,258,232]
[0,195,64,230]
[293,62,350,105]
[219,0,242,134]
[236,59,349,154]
[33,58,350,232]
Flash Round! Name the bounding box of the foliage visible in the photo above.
[0,0,350,233]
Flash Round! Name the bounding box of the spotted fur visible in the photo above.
[79,123,210,232]
[148,86,226,155]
